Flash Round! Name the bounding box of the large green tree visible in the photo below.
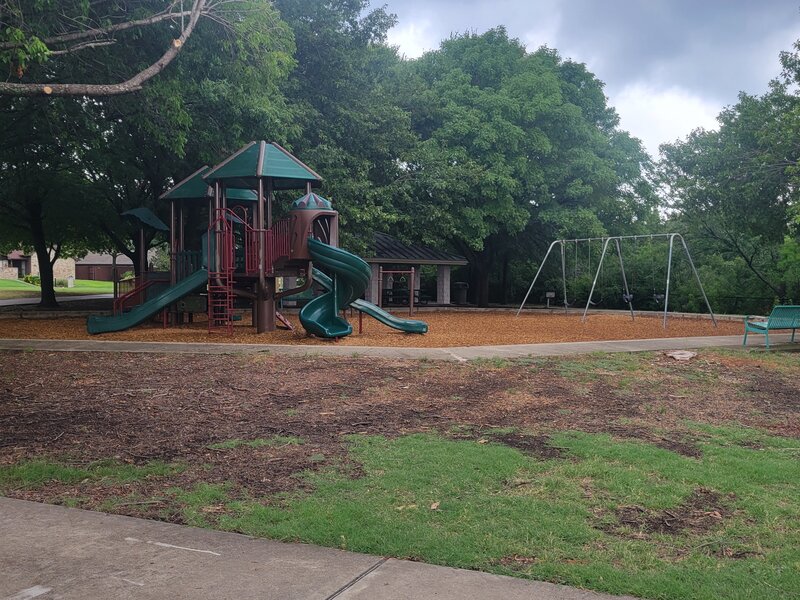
[0,0,213,96]
[393,29,655,305]
[273,0,414,253]
[660,80,800,303]
[82,0,296,272]
[0,0,295,308]
[0,98,104,306]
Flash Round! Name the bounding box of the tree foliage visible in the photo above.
[660,63,800,307]
[392,29,656,304]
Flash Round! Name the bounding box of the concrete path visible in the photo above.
[0,497,636,600]
[0,294,112,307]
[0,334,791,361]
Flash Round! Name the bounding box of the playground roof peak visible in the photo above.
[291,192,333,211]
[160,166,258,202]
[203,141,323,190]
[160,166,210,201]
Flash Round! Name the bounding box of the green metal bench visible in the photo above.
[743,305,800,348]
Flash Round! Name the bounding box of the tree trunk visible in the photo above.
[30,224,58,308]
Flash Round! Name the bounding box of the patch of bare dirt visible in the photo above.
[602,488,734,537]
[0,349,797,514]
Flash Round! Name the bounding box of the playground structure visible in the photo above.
[87,141,428,338]
[516,233,717,328]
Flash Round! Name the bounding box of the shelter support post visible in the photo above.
[367,264,380,304]
[436,265,451,305]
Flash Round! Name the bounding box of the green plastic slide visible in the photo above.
[299,239,427,337]
[87,269,208,334]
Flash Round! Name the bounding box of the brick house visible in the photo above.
[1,251,76,280]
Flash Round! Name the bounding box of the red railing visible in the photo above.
[244,217,291,276]
[271,217,291,265]
[245,227,261,275]
[114,278,155,315]
[208,208,236,335]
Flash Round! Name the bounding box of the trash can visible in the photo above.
[453,281,469,305]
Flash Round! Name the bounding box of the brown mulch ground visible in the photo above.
[1,349,797,519]
[0,310,742,347]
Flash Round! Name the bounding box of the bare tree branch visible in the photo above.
[48,39,116,56]
[0,6,203,50]
[0,0,207,97]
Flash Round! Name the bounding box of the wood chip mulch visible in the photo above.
[0,310,742,347]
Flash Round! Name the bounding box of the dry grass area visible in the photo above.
[0,310,742,347]
[1,349,797,496]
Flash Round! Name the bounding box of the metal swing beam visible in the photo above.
[516,233,717,328]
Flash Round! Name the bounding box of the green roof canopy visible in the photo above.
[203,141,322,190]
[121,207,169,231]
[160,165,257,202]
[160,166,210,201]
[291,192,333,211]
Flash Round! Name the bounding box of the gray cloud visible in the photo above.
[382,0,800,100]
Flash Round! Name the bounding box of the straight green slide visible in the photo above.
[87,269,208,334]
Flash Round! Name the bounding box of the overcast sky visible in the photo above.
[381,0,800,157]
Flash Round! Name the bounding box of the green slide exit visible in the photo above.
[87,269,208,335]
[299,239,428,338]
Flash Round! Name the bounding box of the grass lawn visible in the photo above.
[0,278,113,300]
[1,349,798,599]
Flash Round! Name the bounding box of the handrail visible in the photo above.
[245,217,291,275]
[113,278,158,315]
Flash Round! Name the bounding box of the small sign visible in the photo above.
[545,291,556,298]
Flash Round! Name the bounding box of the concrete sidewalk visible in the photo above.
[0,497,636,600]
[0,333,791,361]
[0,294,112,307]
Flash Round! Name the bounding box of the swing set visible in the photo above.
[515,233,717,328]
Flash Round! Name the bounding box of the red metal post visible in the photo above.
[409,266,415,317]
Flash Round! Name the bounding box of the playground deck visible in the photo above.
[0,310,741,347]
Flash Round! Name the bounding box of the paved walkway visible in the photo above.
[0,294,112,307]
[0,333,789,361]
[1,497,636,600]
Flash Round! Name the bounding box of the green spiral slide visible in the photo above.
[299,238,428,338]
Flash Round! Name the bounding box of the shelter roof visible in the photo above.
[366,232,468,266]
[203,141,322,190]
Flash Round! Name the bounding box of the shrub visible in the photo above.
[22,274,40,286]
[54,279,67,287]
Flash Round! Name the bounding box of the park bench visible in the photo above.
[742,305,800,348]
